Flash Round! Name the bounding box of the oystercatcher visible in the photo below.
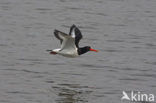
[47,24,98,58]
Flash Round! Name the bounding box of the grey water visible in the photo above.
[0,0,156,103]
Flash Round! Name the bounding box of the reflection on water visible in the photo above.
[52,83,92,103]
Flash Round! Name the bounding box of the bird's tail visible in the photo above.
[46,50,52,52]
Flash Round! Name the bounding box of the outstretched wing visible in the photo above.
[54,29,64,44]
[69,24,83,48]
[54,30,76,50]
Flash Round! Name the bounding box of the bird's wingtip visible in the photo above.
[54,29,59,34]
[54,29,58,32]
[72,24,76,27]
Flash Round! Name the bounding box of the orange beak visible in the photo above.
[90,48,99,52]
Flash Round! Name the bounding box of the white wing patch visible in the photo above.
[61,36,76,50]
[71,28,76,38]
[55,31,77,50]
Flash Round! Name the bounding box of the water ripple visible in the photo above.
[80,64,106,68]
[52,83,92,103]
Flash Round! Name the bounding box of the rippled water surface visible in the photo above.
[0,0,156,103]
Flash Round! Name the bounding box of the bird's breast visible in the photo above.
[58,49,79,57]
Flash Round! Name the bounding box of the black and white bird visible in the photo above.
[47,24,98,58]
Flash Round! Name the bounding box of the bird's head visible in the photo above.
[87,46,99,52]
[78,46,98,55]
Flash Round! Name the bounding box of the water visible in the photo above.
[0,0,156,103]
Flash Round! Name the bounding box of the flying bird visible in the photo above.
[47,24,98,58]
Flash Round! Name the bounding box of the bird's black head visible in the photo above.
[78,46,98,55]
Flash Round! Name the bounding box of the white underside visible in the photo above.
[52,48,79,58]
